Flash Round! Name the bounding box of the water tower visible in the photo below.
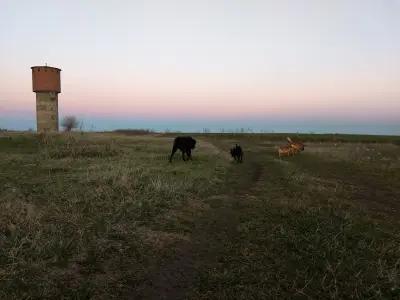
[31,65,61,132]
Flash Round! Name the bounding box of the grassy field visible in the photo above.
[1,132,400,299]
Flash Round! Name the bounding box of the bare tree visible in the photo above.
[61,116,79,132]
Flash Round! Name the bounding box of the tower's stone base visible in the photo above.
[36,92,59,133]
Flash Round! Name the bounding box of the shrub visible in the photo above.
[61,116,79,132]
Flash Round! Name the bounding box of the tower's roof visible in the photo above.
[31,66,61,71]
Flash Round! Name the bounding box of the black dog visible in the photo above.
[230,144,243,162]
[169,136,197,162]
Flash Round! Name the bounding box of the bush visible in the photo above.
[61,116,79,132]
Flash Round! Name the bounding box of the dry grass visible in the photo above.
[0,132,228,299]
[1,132,400,299]
[188,135,400,299]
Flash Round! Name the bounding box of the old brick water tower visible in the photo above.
[31,65,61,132]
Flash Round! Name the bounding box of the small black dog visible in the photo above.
[230,144,243,162]
[169,136,197,162]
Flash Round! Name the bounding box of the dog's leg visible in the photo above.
[169,146,177,162]
[187,149,192,160]
[182,150,187,161]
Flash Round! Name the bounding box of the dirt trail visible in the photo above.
[132,149,265,300]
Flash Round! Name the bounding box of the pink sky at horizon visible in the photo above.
[2,68,399,122]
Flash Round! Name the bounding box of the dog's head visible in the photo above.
[287,137,304,151]
[189,137,196,149]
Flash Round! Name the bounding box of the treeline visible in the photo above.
[113,129,155,135]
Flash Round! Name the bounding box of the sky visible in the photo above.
[0,0,399,134]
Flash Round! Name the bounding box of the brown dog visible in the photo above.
[287,137,305,154]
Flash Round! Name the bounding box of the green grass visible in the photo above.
[1,132,400,299]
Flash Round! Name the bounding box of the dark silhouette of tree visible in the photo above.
[61,116,79,132]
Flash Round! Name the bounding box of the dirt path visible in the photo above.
[132,148,265,300]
